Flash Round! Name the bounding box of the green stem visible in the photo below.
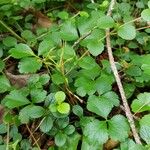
[0,20,26,43]
[6,123,9,150]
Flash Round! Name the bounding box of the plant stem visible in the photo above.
[6,123,9,150]
[106,0,141,144]
[0,20,26,43]
[26,124,41,150]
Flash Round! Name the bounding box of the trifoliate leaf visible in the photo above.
[87,95,113,118]
[30,89,47,103]
[131,92,150,113]
[9,43,34,58]
[55,91,66,104]
[57,102,70,114]
[18,57,42,73]
[83,119,108,145]
[108,115,130,141]
[3,36,17,47]
[87,40,104,56]
[40,116,53,133]
[141,9,150,22]
[98,16,115,29]
[55,132,67,147]
[0,75,11,93]
[4,90,30,108]
[117,24,136,40]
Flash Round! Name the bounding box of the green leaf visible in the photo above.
[117,24,136,40]
[55,132,67,147]
[40,116,53,133]
[57,102,70,114]
[87,95,113,118]
[75,77,96,96]
[72,105,83,117]
[60,21,78,41]
[38,40,54,56]
[3,36,17,47]
[0,123,7,134]
[141,9,150,22]
[140,126,150,144]
[87,40,104,56]
[139,114,150,127]
[95,73,114,95]
[78,56,97,70]
[102,91,119,107]
[126,66,142,77]
[31,89,47,103]
[19,105,31,123]
[55,91,66,104]
[28,105,45,119]
[19,105,45,123]
[98,16,115,29]
[139,114,150,144]
[81,137,102,150]
[39,74,50,85]
[9,43,34,59]
[58,133,80,150]
[57,117,69,129]
[83,119,108,145]
[18,57,42,73]
[57,11,69,20]
[108,115,130,141]
[0,60,5,72]
[120,139,146,150]
[131,92,150,113]
[51,72,65,85]
[0,75,11,93]
[148,1,150,8]
[4,90,30,108]
[64,125,75,135]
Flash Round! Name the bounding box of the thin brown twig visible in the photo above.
[26,124,41,150]
[106,0,141,144]
[136,25,150,31]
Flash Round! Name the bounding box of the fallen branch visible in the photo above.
[106,0,141,144]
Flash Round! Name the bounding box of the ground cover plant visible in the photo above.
[0,0,150,149]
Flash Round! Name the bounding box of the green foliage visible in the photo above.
[0,0,150,149]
